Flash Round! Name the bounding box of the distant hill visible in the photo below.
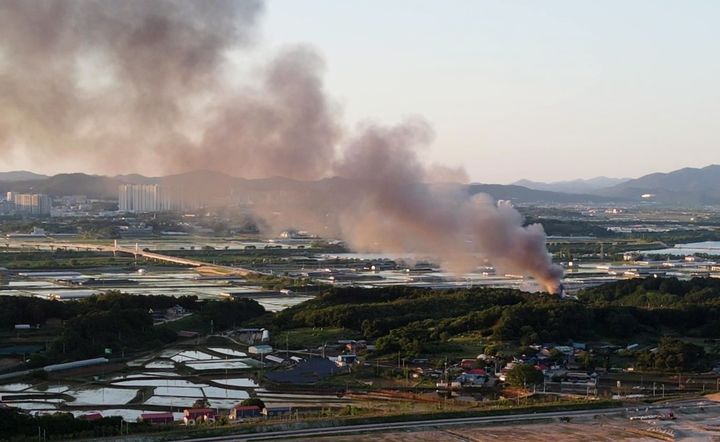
[0,173,124,199]
[467,184,615,204]
[594,165,720,205]
[0,171,49,182]
[514,176,629,194]
[0,170,621,204]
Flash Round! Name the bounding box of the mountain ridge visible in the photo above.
[3,164,720,205]
[0,170,615,204]
[594,164,720,204]
[513,176,629,194]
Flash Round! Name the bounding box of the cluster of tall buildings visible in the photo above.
[5,192,52,215]
[118,184,175,213]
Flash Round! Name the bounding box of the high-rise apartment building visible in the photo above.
[7,193,52,215]
[118,184,173,212]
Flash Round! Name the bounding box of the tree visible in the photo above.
[579,351,595,370]
[192,398,210,408]
[548,348,565,364]
[505,364,544,388]
[637,337,706,372]
[240,398,265,409]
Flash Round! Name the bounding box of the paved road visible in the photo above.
[177,402,720,441]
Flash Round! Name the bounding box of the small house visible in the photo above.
[183,408,215,424]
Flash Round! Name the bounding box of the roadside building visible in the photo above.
[229,405,261,420]
[141,412,174,424]
[183,408,215,424]
[335,354,357,367]
[262,407,292,419]
[78,412,103,421]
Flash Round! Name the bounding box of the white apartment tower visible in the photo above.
[118,184,172,212]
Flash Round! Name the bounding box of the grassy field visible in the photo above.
[271,327,360,351]
[0,255,139,269]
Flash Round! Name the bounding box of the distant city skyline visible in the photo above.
[1,0,719,183]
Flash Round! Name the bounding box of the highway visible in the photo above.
[175,402,720,441]
[6,239,261,276]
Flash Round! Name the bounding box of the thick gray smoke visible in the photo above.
[0,0,563,292]
[333,120,564,293]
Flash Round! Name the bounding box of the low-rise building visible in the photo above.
[335,354,357,367]
[141,412,174,424]
[183,408,215,424]
[229,405,261,420]
[78,412,103,421]
[248,345,273,355]
[262,407,292,418]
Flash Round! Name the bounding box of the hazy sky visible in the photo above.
[1,1,719,183]
[260,0,720,183]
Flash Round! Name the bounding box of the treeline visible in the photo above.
[0,292,198,330]
[274,279,720,358]
[197,298,266,331]
[636,337,705,372]
[57,293,265,359]
[0,408,168,440]
[579,276,720,306]
[524,217,614,237]
[275,287,526,336]
[1,292,266,362]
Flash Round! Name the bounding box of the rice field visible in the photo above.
[202,386,249,399]
[1,344,354,420]
[154,386,206,397]
[0,383,32,392]
[184,359,252,370]
[65,387,138,405]
[2,401,58,410]
[112,378,199,388]
[210,378,258,388]
[170,350,220,363]
[208,348,248,358]
[142,395,199,407]
[145,360,176,369]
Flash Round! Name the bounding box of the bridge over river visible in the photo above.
[5,239,261,277]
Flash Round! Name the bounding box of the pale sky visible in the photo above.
[2,1,719,184]
[261,0,720,183]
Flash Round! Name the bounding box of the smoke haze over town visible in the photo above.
[0,0,564,291]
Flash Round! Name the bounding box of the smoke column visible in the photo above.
[332,120,564,293]
[0,0,564,292]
